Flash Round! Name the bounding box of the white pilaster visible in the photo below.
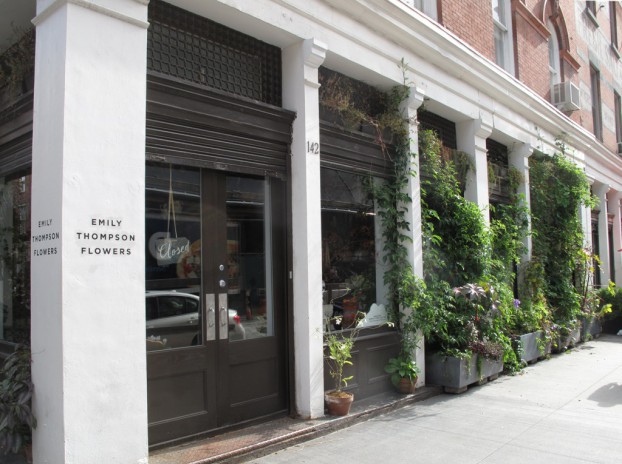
[456,118,493,225]
[31,1,149,462]
[508,143,533,261]
[594,182,611,285]
[610,192,622,287]
[401,86,426,385]
[282,38,327,419]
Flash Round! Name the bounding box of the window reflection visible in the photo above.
[321,168,386,331]
[145,163,202,351]
[0,172,31,344]
[226,176,273,340]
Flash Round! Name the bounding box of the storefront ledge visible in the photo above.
[149,385,442,464]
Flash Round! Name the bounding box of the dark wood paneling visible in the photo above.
[146,74,295,178]
[324,329,400,401]
[320,121,392,179]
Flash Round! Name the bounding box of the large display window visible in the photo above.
[321,167,387,331]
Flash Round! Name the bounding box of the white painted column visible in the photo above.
[31,1,149,463]
[456,118,493,225]
[401,87,426,385]
[282,38,327,419]
[594,183,611,285]
[508,143,533,261]
[609,192,622,286]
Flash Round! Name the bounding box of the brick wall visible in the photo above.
[441,0,495,61]
[436,0,621,154]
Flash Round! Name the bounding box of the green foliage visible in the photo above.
[384,355,420,385]
[0,346,36,455]
[0,27,34,97]
[419,129,491,286]
[598,284,622,319]
[324,323,361,392]
[529,146,595,330]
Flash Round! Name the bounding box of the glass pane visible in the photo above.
[321,168,386,331]
[0,173,31,344]
[145,163,202,350]
[226,176,271,340]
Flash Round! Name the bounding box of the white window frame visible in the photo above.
[547,20,561,90]
[591,63,603,141]
[400,0,438,21]
[492,0,515,75]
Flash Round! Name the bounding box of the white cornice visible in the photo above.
[33,0,149,29]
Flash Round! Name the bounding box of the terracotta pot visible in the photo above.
[23,443,33,464]
[341,297,359,329]
[396,377,417,394]
[325,391,354,416]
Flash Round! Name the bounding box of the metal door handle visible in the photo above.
[208,306,215,327]
[218,293,228,340]
[205,293,216,341]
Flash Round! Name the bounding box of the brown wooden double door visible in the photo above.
[145,163,288,446]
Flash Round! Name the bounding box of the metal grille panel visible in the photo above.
[417,111,457,149]
[148,0,281,106]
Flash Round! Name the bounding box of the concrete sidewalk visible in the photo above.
[247,335,622,464]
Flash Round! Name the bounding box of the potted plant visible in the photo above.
[385,354,420,394]
[0,345,36,461]
[324,317,362,416]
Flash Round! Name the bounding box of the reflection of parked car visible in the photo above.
[146,291,245,350]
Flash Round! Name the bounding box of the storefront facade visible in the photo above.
[1,1,622,462]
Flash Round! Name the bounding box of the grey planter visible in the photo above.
[517,330,550,364]
[552,325,581,353]
[580,316,602,341]
[425,352,503,394]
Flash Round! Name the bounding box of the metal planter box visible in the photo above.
[425,352,503,394]
[518,331,550,364]
[552,326,581,353]
[580,316,602,341]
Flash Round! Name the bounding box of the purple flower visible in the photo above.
[513,299,521,308]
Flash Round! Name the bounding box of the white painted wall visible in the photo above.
[31,1,149,462]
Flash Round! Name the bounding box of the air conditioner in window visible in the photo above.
[552,81,581,112]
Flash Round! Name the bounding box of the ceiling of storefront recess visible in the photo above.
[0,0,35,53]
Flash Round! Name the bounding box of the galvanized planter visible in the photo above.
[552,325,581,353]
[580,316,602,341]
[517,330,551,364]
[425,352,503,394]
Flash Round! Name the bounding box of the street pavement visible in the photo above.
[247,334,622,464]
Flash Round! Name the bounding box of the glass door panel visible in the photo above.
[146,163,202,350]
[226,176,273,340]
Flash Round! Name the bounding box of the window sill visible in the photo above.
[585,8,599,28]
[611,44,621,60]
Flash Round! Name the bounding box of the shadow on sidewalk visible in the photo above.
[588,382,622,408]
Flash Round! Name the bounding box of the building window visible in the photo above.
[548,20,561,89]
[615,92,622,147]
[492,0,515,74]
[321,168,386,331]
[611,2,620,57]
[0,172,32,345]
[399,0,438,20]
[586,1,599,26]
[591,64,603,141]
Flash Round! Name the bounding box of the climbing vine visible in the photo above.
[529,141,596,331]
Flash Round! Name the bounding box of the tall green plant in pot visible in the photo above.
[0,345,36,459]
[324,320,362,416]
